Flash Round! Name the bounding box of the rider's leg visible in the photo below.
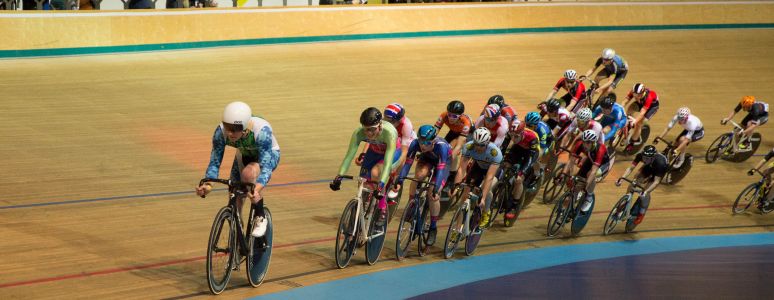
[741,121,758,147]
[674,136,691,166]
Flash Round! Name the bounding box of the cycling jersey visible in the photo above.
[461,141,503,169]
[206,116,281,186]
[337,120,399,186]
[632,152,669,178]
[435,112,472,136]
[475,115,509,148]
[572,140,610,167]
[398,137,452,194]
[668,114,703,138]
[505,129,541,173]
[567,119,605,145]
[554,78,587,102]
[627,88,660,111]
[593,103,627,141]
[529,121,553,154]
[392,116,417,147]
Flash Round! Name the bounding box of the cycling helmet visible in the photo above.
[581,129,598,142]
[510,119,525,134]
[360,107,383,127]
[384,103,405,121]
[642,145,657,158]
[447,100,465,114]
[417,124,438,140]
[602,48,616,60]
[472,127,491,145]
[741,96,756,110]
[576,108,593,122]
[564,69,577,81]
[484,104,501,119]
[633,83,645,94]
[600,95,616,109]
[525,111,541,126]
[487,95,505,108]
[222,101,252,131]
[546,98,561,112]
[677,107,691,121]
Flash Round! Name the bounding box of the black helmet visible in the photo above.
[600,95,616,109]
[360,107,382,127]
[546,98,561,112]
[642,145,657,157]
[447,100,465,114]
[487,95,505,108]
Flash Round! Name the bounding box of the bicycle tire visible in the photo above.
[488,183,507,228]
[465,206,483,256]
[206,206,235,295]
[547,191,572,237]
[571,193,594,236]
[443,204,465,259]
[705,133,732,163]
[733,182,761,214]
[365,204,387,266]
[542,163,567,204]
[334,199,358,269]
[247,207,273,287]
[395,198,417,261]
[603,195,629,235]
[418,197,432,257]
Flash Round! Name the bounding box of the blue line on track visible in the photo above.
[253,232,774,300]
[0,179,330,210]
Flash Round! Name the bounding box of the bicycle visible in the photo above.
[199,178,273,295]
[732,168,774,214]
[654,136,693,185]
[334,175,387,269]
[607,115,651,157]
[706,120,762,164]
[443,183,485,259]
[395,177,436,260]
[546,148,596,237]
[603,177,647,235]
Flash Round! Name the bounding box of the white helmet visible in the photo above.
[223,101,252,130]
[677,107,691,121]
[576,108,593,122]
[472,127,491,145]
[602,48,616,60]
[581,129,598,142]
[564,69,577,81]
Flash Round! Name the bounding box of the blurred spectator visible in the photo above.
[128,0,152,8]
[23,0,51,9]
[79,0,94,9]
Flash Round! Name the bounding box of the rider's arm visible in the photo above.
[493,119,508,148]
[433,144,452,194]
[657,116,677,140]
[481,163,500,205]
[254,125,278,189]
[546,79,562,101]
[337,128,364,176]
[584,58,602,78]
[724,103,743,122]
[434,113,446,131]
[397,141,420,185]
[643,177,661,194]
[455,154,471,185]
[205,126,227,180]
[379,128,398,187]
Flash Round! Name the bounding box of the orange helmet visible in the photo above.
[741,96,755,109]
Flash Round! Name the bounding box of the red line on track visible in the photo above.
[0,203,734,289]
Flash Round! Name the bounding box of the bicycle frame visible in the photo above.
[200,178,255,258]
[341,176,383,244]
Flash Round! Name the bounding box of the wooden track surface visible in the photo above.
[1,28,773,299]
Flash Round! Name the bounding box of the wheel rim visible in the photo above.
[207,208,234,294]
[547,192,570,236]
[444,206,464,259]
[396,200,417,260]
[733,183,760,214]
[247,209,273,287]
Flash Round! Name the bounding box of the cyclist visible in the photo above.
[721,96,769,149]
[474,104,509,148]
[525,111,553,177]
[195,101,281,238]
[395,125,452,245]
[546,69,587,112]
[583,48,629,100]
[383,103,416,203]
[622,83,660,150]
[484,94,518,123]
[593,95,628,144]
[747,148,774,207]
[616,145,667,225]
[454,127,503,227]
[500,119,541,223]
[561,108,604,155]
[330,107,401,227]
[435,100,473,187]
[539,98,573,139]
[654,107,704,168]
[562,130,610,213]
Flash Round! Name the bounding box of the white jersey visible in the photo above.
[568,119,605,144]
[475,115,509,148]
[668,114,703,136]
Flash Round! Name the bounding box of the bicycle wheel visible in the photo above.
[334,199,358,269]
[487,183,507,228]
[365,205,387,266]
[705,133,732,163]
[542,163,567,204]
[547,191,572,237]
[443,204,465,259]
[418,198,432,257]
[206,206,236,295]
[247,208,273,287]
[624,200,641,233]
[571,192,594,236]
[395,198,418,261]
[603,195,629,235]
[733,182,761,214]
[465,206,483,256]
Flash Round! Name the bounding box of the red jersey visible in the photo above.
[571,140,609,166]
[627,89,659,110]
[554,78,587,101]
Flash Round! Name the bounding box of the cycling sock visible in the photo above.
[252,201,265,218]
[430,217,438,229]
[378,198,387,210]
